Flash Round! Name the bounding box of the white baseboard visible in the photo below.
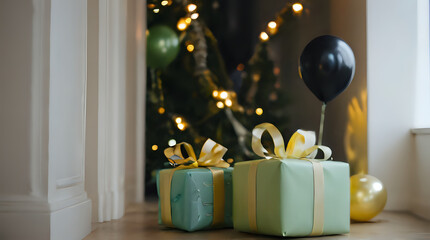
[0,198,91,240]
[51,199,92,240]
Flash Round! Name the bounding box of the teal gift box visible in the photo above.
[156,168,233,231]
[233,123,350,237]
[156,139,233,231]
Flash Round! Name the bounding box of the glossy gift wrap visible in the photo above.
[157,139,233,231]
[233,123,350,237]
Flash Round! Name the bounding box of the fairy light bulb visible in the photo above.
[216,101,225,109]
[177,123,185,130]
[256,108,263,115]
[177,23,187,31]
[292,3,303,13]
[152,145,158,151]
[161,0,169,6]
[191,13,199,19]
[260,32,269,41]
[153,8,160,13]
[175,117,182,124]
[212,90,219,97]
[168,139,176,146]
[158,107,165,114]
[177,18,191,31]
[268,21,277,29]
[186,44,194,52]
[177,18,188,31]
[185,18,192,24]
[237,63,245,71]
[187,4,197,12]
[220,91,228,99]
[225,99,232,107]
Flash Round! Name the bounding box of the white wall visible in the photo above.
[367,0,430,212]
[0,0,35,199]
[0,0,91,239]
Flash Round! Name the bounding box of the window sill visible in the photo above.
[411,128,430,135]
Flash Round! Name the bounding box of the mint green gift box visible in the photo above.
[157,167,233,231]
[233,123,350,237]
[233,159,350,237]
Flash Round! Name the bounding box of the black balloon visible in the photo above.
[299,35,355,103]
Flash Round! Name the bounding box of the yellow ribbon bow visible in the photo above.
[252,122,332,160]
[249,123,332,236]
[160,139,230,228]
[164,138,230,169]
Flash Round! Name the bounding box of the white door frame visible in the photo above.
[86,0,146,222]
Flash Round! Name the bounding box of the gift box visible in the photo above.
[156,139,233,231]
[233,123,350,237]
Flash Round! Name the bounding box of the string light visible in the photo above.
[255,2,304,43]
[161,0,169,6]
[185,18,192,24]
[267,21,278,35]
[292,3,303,13]
[212,90,219,97]
[177,18,188,31]
[216,101,225,109]
[268,21,277,29]
[186,44,195,52]
[152,145,159,151]
[256,108,263,115]
[237,63,245,71]
[252,73,261,82]
[175,117,182,124]
[147,3,156,9]
[273,67,281,75]
[168,139,176,146]
[153,8,160,13]
[220,91,228,99]
[225,99,232,107]
[191,13,199,19]
[187,4,197,12]
[158,107,165,114]
[260,32,269,41]
[177,123,185,130]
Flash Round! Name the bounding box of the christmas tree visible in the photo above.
[145,0,303,195]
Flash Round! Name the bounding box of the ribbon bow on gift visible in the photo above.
[164,139,230,169]
[160,139,230,228]
[252,122,332,160]
[248,123,332,236]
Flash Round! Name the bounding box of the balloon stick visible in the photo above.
[318,102,326,145]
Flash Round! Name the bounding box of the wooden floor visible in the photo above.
[84,202,430,240]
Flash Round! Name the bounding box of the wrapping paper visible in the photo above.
[233,159,350,237]
[157,167,233,231]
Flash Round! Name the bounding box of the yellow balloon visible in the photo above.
[350,174,387,221]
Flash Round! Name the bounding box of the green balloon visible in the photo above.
[147,25,180,68]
